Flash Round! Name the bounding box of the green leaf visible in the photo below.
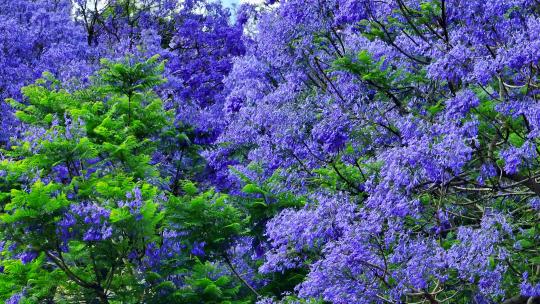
[508,133,524,148]
[203,284,222,298]
[182,181,198,195]
[519,239,534,249]
[242,184,264,194]
[110,208,131,223]
[530,256,540,265]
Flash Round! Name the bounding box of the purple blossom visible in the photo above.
[444,89,480,119]
[191,241,206,257]
[521,273,540,297]
[3,0,540,301]
[529,198,540,211]
[120,187,144,221]
[70,202,112,242]
[261,193,357,274]
[6,291,25,304]
[19,251,38,264]
[499,142,537,174]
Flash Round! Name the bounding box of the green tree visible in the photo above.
[0,56,168,303]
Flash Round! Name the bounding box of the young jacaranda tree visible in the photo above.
[0,55,170,303]
[0,56,254,304]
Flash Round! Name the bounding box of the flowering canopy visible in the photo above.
[1,0,540,303]
[215,0,540,303]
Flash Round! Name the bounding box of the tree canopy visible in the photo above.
[1,0,540,303]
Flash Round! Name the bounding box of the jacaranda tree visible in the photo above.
[0,57,251,303]
[0,0,90,146]
[2,0,540,303]
[213,0,540,303]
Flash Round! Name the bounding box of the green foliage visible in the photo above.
[0,53,264,304]
[231,166,305,239]
[0,254,64,303]
[99,54,166,98]
[334,51,393,87]
[172,261,249,304]
[0,56,173,303]
[334,50,425,92]
[166,181,248,258]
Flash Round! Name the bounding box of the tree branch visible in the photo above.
[223,254,261,298]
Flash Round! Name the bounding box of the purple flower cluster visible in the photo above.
[3,0,540,302]
[6,291,25,304]
[261,193,357,274]
[207,0,540,301]
[499,142,537,175]
[119,187,144,221]
[69,202,112,242]
[521,272,540,297]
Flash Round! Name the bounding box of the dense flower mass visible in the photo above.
[0,0,540,303]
